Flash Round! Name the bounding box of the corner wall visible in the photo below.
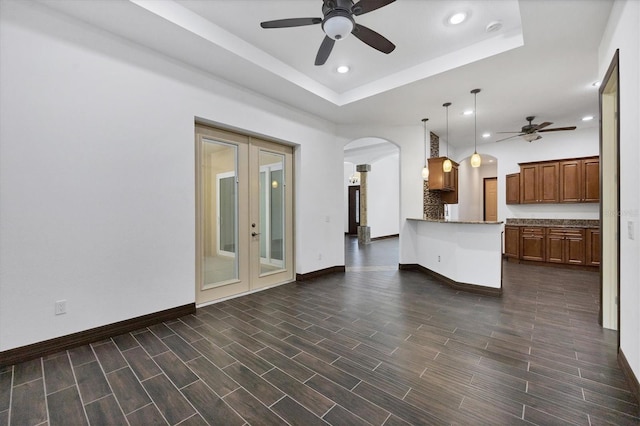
[598,0,640,393]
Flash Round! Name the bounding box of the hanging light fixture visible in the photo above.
[421,118,429,180]
[470,88,482,168]
[442,102,452,173]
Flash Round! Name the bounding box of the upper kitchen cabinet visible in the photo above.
[508,156,599,205]
[520,161,559,204]
[559,156,600,203]
[428,157,458,192]
[506,173,520,204]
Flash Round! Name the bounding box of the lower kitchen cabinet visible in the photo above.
[504,226,520,258]
[586,229,601,266]
[520,227,545,261]
[506,225,597,268]
[546,228,585,265]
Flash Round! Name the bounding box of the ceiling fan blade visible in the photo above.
[538,126,577,133]
[533,121,553,130]
[352,24,395,54]
[260,17,322,29]
[495,134,523,142]
[352,0,396,16]
[315,36,335,66]
[496,131,523,134]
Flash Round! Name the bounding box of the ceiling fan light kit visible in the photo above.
[260,0,396,66]
[322,12,354,40]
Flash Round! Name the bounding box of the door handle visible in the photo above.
[251,232,261,237]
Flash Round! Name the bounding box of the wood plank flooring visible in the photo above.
[1,236,638,425]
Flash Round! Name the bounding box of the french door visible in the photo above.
[195,124,294,305]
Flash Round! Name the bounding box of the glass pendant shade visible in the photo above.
[470,151,482,168]
[422,165,429,180]
[443,158,453,172]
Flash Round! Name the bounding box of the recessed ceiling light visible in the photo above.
[337,65,350,74]
[482,132,491,138]
[582,115,594,121]
[463,110,474,116]
[448,12,467,25]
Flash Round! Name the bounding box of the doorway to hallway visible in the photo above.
[344,235,399,272]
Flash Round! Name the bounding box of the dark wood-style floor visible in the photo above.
[1,236,638,425]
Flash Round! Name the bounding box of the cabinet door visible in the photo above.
[586,229,601,266]
[545,229,565,263]
[565,229,585,264]
[504,226,520,258]
[506,173,520,204]
[441,165,458,204]
[521,228,545,261]
[520,165,538,204]
[583,157,600,202]
[559,160,582,202]
[539,162,559,203]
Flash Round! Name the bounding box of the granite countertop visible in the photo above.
[505,218,600,228]
[408,218,503,225]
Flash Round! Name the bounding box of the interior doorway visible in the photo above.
[195,124,294,305]
[599,50,620,331]
[483,177,498,221]
[348,185,360,235]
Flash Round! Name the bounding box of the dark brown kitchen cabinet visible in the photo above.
[504,226,520,258]
[520,161,559,204]
[545,228,585,265]
[428,157,458,192]
[520,227,545,261]
[441,165,459,204]
[506,173,520,204]
[559,157,600,203]
[586,228,601,266]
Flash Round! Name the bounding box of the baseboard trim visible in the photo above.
[618,348,640,413]
[371,234,400,241]
[0,303,195,367]
[399,263,502,297]
[296,265,346,281]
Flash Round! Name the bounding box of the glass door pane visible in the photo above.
[259,151,285,275]
[202,139,238,288]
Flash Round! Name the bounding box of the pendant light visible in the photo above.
[442,102,452,173]
[470,88,482,168]
[421,118,429,180]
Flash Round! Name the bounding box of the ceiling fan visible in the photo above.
[260,0,396,66]
[496,116,577,142]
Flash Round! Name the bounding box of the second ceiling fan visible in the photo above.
[260,0,396,66]
[496,116,577,142]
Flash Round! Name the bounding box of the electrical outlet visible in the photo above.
[628,221,635,240]
[55,300,67,315]
[438,255,441,262]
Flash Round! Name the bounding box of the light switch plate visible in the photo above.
[628,221,635,240]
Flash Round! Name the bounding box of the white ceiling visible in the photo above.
[39,0,613,149]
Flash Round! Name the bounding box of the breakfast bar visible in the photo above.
[402,218,504,295]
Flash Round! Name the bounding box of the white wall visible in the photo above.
[599,0,640,388]
[455,160,498,221]
[0,1,345,351]
[368,154,400,238]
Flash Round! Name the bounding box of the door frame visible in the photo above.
[195,123,295,305]
[599,49,620,335]
[483,177,498,221]
[348,185,360,235]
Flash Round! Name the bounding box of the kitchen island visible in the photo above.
[401,218,504,295]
